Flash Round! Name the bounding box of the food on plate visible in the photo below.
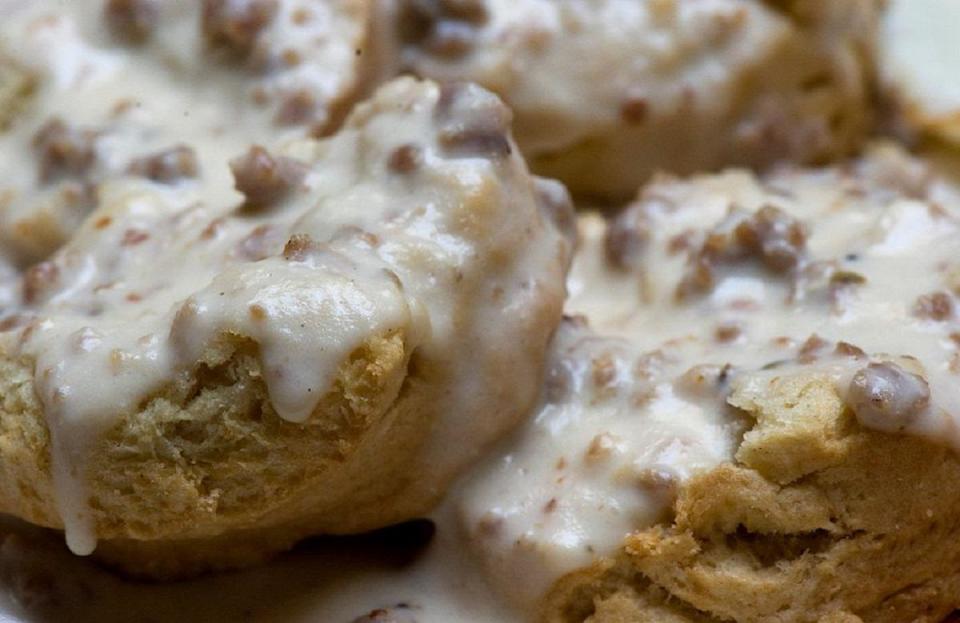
[2,1,960,621]
[0,77,571,578]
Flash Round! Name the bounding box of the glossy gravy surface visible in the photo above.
[3,2,960,623]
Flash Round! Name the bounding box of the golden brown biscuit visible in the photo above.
[399,0,879,200]
[0,76,572,576]
[455,144,960,621]
[542,373,960,623]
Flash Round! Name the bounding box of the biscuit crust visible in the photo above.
[541,374,960,622]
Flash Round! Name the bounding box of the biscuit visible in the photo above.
[456,144,960,620]
[0,77,572,576]
[0,0,373,266]
[398,0,879,199]
[542,372,960,622]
